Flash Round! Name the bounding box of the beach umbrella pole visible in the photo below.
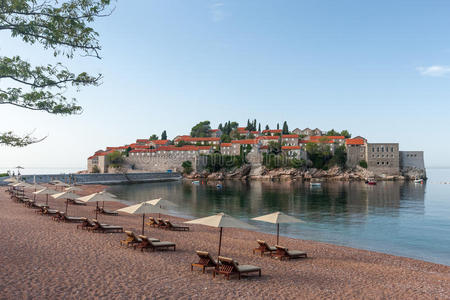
[65,199,69,215]
[46,194,49,205]
[277,223,280,245]
[218,227,223,258]
[95,202,99,219]
[142,213,145,235]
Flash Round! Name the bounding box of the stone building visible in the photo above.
[345,138,367,168]
[220,143,233,155]
[366,143,400,175]
[281,134,299,146]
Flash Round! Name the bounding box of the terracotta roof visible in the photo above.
[136,139,149,143]
[262,129,282,133]
[282,146,301,150]
[260,145,269,150]
[257,136,279,140]
[231,139,258,144]
[209,129,220,132]
[132,145,149,149]
[221,143,232,147]
[310,135,345,140]
[130,149,157,153]
[251,131,260,134]
[151,140,169,145]
[345,138,365,145]
[175,137,220,142]
[282,134,299,138]
[300,140,333,144]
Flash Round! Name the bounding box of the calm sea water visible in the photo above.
[107,169,450,266]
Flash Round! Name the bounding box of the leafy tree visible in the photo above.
[305,142,332,169]
[125,146,132,157]
[181,160,193,174]
[191,121,211,137]
[0,0,113,147]
[91,165,100,173]
[326,129,340,136]
[149,134,158,140]
[328,145,347,168]
[359,160,368,168]
[161,130,167,140]
[265,124,269,131]
[176,140,192,147]
[220,134,231,143]
[258,123,261,132]
[341,130,351,138]
[107,151,124,168]
[277,123,280,130]
[282,121,289,134]
[268,141,281,155]
[290,158,305,169]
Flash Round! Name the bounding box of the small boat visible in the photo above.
[216,184,223,189]
[192,181,200,185]
[310,182,321,187]
[365,178,376,185]
[414,179,424,184]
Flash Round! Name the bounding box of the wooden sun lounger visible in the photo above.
[53,212,85,223]
[99,207,118,216]
[253,240,277,256]
[91,219,123,233]
[77,218,104,230]
[213,256,261,280]
[146,217,160,227]
[136,235,175,252]
[120,231,144,247]
[191,251,218,273]
[272,245,307,261]
[165,220,190,231]
[157,218,169,229]
[42,208,59,216]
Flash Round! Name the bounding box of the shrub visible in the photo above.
[92,165,100,173]
[359,160,368,168]
[182,161,193,174]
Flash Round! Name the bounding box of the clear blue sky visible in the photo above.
[1,0,450,171]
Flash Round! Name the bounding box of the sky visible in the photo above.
[1,0,450,172]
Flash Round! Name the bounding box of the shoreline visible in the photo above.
[1,185,448,298]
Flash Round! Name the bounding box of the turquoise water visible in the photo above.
[107,169,450,266]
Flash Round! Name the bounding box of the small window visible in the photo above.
[386,161,389,165]
[377,162,380,165]
[391,147,394,152]
[377,147,379,152]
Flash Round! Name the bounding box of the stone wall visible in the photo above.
[366,143,400,175]
[125,153,207,173]
[399,151,425,170]
[346,144,366,168]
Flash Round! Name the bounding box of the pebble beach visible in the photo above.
[1,185,449,299]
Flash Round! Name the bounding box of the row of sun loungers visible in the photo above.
[146,217,190,231]
[76,219,124,233]
[94,206,118,216]
[120,231,176,251]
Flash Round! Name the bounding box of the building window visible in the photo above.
[386,161,389,165]
[391,147,394,152]
[377,162,380,165]
[377,147,379,152]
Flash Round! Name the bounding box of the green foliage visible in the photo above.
[220,134,231,143]
[245,119,257,131]
[106,151,124,168]
[91,165,100,173]
[341,130,351,138]
[176,140,192,147]
[282,121,289,134]
[258,123,261,132]
[290,158,306,169]
[305,142,332,169]
[191,121,211,137]
[206,154,242,172]
[359,160,368,168]
[265,124,269,130]
[268,141,281,154]
[328,145,347,168]
[0,0,113,147]
[277,123,280,130]
[161,130,167,140]
[149,134,158,140]
[181,160,193,174]
[219,121,239,135]
[125,146,132,157]
[0,173,8,177]
[326,129,340,136]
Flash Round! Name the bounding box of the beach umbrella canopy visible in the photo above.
[145,198,177,217]
[116,202,169,235]
[77,191,123,219]
[252,212,305,245]
[33,188,59,205]
[52,191,80,215]
[12,182,31,187]
[25,183,45,191]
[65,186,83,192]
[184,212,257,257]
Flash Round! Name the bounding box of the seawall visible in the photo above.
[0,172,182,186]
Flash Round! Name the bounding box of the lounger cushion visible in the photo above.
[152,241,175,247]
[287,250,306,256]
[236,265,261,273]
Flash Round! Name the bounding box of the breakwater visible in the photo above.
[0,172,181,186]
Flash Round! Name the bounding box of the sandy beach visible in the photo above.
[0,185,449,299]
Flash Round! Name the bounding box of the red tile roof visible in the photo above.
[209,129,220,132]
[262,129,282,133]
[221,143,232,147]
[175,137,220,142]
[151,140,169,145]
[300,139,333,144]
[282,134,299,138]
[251,131,260,134]
[345,138,365,145]
[136,139,149,143]
[310,135,345,140]
[282,146,301,150]
[231,139,258,144]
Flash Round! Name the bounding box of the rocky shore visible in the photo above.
[185,165,427,182]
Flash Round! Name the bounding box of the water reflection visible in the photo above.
[107,177,450,265]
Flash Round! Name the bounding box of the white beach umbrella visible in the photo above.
[116,202,169,235]
[65,186,83,192]
[252,211,305,245]
[145,198,177,218]
[33,188,59,205]
[52,191,81,215]
[4,177,18,183]
[77,191,123,219]
[185,212,257,257]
